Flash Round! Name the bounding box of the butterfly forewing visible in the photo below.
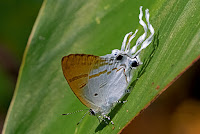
[62,54,103,108]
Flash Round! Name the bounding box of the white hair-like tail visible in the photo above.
[121,6,154,58]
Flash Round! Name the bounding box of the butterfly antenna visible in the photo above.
[62,109,88,116]
[77,110,90,125]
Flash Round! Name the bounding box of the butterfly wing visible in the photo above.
[61,54,102,109]
[62,54,129,113]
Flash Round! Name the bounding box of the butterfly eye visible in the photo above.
[116,55,123,60]
[131,60,138,67]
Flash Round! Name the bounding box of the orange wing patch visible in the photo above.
[61,54,101,107]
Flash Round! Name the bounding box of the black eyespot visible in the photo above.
[131,60,138,67]
[94,93,98,96]
[116,55,123,60]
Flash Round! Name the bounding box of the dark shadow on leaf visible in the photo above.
[137,31,159,78]
[95,31,159,132]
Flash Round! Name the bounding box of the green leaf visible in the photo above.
[3,0,200,133]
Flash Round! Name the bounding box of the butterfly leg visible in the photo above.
[97,115,108,124]
[103,114,114,125]
[116,100,128,104]
[97,115,114,125]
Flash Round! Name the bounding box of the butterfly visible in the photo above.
[61,6,154,125]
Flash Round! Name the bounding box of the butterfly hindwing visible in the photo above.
[62,54,100,108]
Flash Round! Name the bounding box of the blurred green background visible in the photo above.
[0,0,200,134]
[0,0,43,131]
